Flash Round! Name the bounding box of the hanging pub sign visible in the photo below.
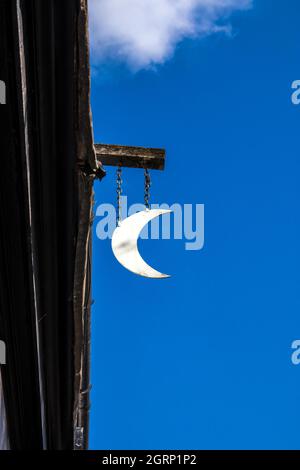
[94,143,172,279]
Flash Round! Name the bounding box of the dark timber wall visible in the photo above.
[0,0,97,449]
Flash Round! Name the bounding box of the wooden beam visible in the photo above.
[94,143,165,170]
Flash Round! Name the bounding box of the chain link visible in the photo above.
[117,167,151,222]
[144,168,151,210]
[116,166,122,225]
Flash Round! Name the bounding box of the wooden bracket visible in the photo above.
[94,143,166,170]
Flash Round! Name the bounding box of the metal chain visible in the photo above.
[117,167,150,222]
[116,166,122,225]
[144,168,151,210]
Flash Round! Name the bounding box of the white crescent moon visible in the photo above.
[111,209,172,278]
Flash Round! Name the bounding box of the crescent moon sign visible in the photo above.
[111,209,172,278]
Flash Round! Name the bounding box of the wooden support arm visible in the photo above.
[94,143,166,170]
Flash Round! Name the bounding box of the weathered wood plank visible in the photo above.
[94,143,165,170]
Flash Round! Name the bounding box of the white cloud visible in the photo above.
[89,0,252,70]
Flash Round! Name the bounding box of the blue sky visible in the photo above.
[89,0,300,449]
